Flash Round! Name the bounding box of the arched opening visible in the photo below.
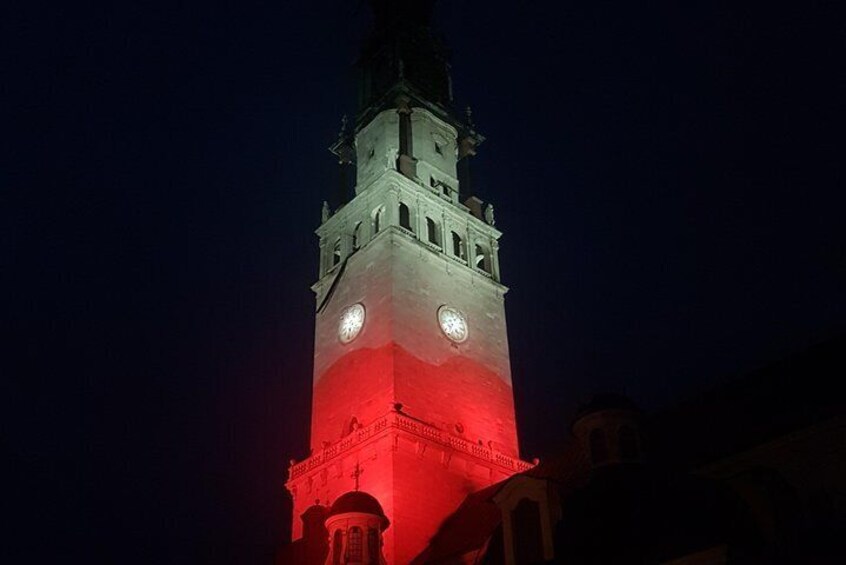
[426,217,440,247]
[353,221,363,250]
[367,528,380,564]
[348,526,363,561]
[332,238,342,267]
[474,244,491,273]
[372,206,385,234]
[512,498,544,564]
[618,425,639,460]
[589,428,608,465]
[332,529,343,565]
[451,231,465,260]
[399,202,412,231]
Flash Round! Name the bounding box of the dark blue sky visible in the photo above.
[4,0,843,562]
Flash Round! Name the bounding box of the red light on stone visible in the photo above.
[288,343,529,563]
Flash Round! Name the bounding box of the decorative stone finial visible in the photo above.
[321,201,330,223]
[484,203,495,226]
[351,462,364,491]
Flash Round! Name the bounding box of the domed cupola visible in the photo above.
[325,491,389,565]
[572,394,643,469]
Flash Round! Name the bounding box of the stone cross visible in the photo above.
[351,462,364,491]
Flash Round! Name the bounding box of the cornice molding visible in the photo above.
[287,409,533,485]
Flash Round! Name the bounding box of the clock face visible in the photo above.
[438,305,468,343]
[338,303,365,344]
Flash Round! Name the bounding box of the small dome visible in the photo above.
[328,491,389,527]
[301,503,328,522]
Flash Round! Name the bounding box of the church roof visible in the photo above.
[649,338,846,467]
[412,439,592,563]
[411,481,505,564]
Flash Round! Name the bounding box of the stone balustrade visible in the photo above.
[289,410,534,481]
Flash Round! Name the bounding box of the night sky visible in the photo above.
[5,0,844,563]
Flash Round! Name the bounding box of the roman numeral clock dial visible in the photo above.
[338,303,365,344]
[438,305,469,343]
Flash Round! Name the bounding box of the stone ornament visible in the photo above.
[484,204,495,226]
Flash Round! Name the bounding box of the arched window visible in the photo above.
[451,231,465,260]
[399,202,412,231]
[332,238,342,267]
[332,529,343,565]
[426,217,440,247]
[618,425,639,460]
[353,221,363,250]
[589,428,608,464]
[372,206,385,234]
[474,244,491,273]
[367,528,380,564]
[512,498,544,564]
[348,527,363,561]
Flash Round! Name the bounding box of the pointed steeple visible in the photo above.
[356,0,452,124]
[328,115,356,207]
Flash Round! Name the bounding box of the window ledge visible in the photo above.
[447,255,468,266]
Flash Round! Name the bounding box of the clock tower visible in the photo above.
[285,2,532,562]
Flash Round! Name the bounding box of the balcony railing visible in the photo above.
[288,410,534,481]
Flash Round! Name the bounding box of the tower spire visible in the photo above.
[328,114,355,207]
[356,0,452,124]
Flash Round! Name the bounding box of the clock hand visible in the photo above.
[316,256,348,314]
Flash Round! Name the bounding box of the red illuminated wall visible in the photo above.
[295,341,523,561]
[310,344,396,451]
[312,343,518,458]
